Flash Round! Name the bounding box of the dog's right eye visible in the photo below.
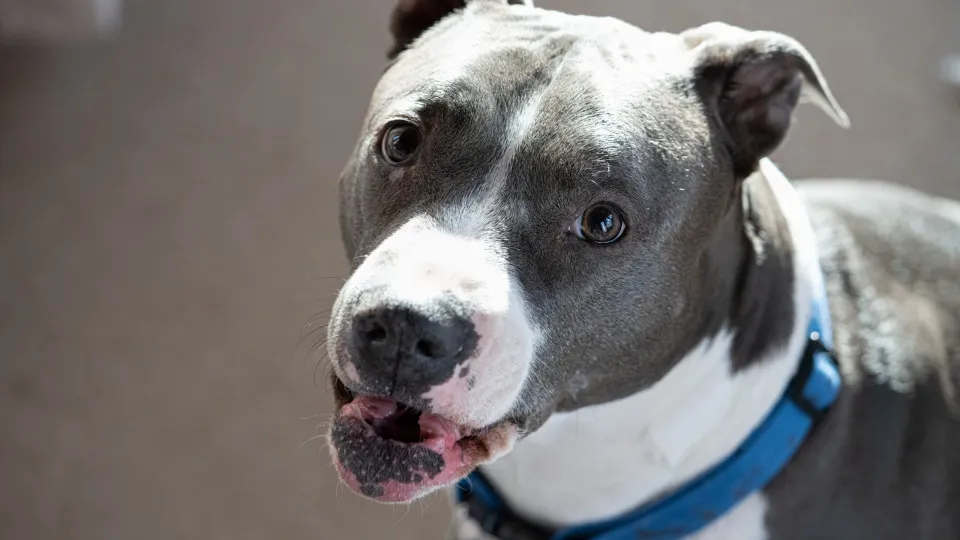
[380,122,421,165]
[572,202,627,244]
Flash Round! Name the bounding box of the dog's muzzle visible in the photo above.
[325,215,533,502]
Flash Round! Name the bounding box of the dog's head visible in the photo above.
[325,0,846,503]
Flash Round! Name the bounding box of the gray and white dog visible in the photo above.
[325,1,960,538]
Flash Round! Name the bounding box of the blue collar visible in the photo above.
[455,284,841,540]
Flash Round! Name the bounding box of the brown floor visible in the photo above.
[1,1,957,539]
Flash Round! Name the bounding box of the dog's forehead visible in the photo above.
[370,6,693,125]
[349,5,720,253]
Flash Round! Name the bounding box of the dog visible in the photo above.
[324,1,960,538]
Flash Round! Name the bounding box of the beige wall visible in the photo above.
[1,1,957,539]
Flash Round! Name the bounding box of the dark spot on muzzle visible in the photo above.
[331,415,445,495]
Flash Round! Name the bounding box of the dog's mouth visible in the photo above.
[328,377,517,502]
[366,402,431,443]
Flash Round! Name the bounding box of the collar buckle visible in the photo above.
[785,331,839,425]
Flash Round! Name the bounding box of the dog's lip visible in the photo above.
[329,393,473,502]
[328,376,517,503]
[332,375,475,435]
[342,395,468,449]
[332,375,356,409]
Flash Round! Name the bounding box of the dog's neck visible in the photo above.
[480,160,823,528]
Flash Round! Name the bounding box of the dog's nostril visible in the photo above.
[364,324,388,343]
[352,307,475,372]
[415,337,464,362]
[415,339,436,359]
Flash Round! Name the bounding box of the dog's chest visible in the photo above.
[448,310,819,540]
[469,324,799,537]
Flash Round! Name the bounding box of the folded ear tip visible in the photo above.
[831,107,851,128]
[831,105,851,128]
[803,87,850,129]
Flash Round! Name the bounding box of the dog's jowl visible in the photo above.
[324,1,960,538]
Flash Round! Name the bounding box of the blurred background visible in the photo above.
[0,1,957,539]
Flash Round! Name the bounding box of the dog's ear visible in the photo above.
[683,22,849,177]
[388,0,533,59]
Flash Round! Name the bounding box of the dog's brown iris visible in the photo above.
[380,121,421,165]
[577,202,626,244]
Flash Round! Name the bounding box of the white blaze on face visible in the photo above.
[329,213,537,429]
[331,61,556,430]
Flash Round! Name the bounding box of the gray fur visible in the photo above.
[331,1,960,538]
[337,1,817,431]
[762,183,960,540]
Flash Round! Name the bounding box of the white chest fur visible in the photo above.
[479,160,821,539]
[480,329,784,539]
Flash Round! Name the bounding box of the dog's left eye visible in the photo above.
[572,202,627,244]
[380,122,421,165]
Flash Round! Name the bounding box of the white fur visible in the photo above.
[467,43,558,223]
[687,494,770,540]
[415,83,554,425]
[480,160,822,539]
[491,86,547,189]
[330,80,558,430]
[328,214,538,429]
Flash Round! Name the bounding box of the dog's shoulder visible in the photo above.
[798,179,960,387]
[761,179,960,540]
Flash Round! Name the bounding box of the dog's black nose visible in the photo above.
[351,306,476,391]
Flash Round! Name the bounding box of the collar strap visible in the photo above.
[456,292,841,540]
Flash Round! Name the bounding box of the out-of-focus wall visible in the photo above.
[0,0,121,40]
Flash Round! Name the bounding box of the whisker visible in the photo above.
[309,336,330,355]
[304,336,331,365]
[299,432,328,452]
[418,497,427,520]
[455,475,475,494]
[314,350,333,389]
[323,363,337,392]
[303,309,334,325]
[420,491,440,515]
[335,476,345,503]
[302,309,331,325]
[299,412,331,421]
[297,333,331,370]
[299,318,332,339]
[296,324,329,351]
[394,500,413,524]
